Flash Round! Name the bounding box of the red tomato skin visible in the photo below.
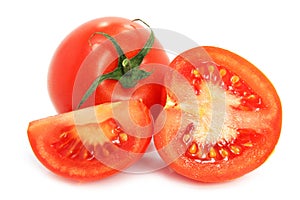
[48,17,169,114]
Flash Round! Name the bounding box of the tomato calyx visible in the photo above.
[77,19,154,109]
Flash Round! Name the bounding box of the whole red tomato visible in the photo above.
[48,17,169,116]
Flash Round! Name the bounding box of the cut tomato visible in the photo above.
[28,100,152,181]
[154,46,282,182]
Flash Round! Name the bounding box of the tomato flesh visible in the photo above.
[154,46,282,182]
[182,62,265,163]
[28,101,152,181]
[51,118,133,161]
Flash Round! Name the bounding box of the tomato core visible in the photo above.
[176,61,266,163]
[50,118,131,161]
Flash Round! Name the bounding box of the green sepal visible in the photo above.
[119,68,152,88]
[76,69,123,109]
[77,19,155,109]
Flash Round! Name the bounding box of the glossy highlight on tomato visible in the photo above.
[27,100,153,181]
[48,17,169,115]
[154,46,282,182]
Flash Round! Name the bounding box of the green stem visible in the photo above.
[76,19,155,109]
[76,69,122,109]
[89,32,127,73]
[130,19,155,67]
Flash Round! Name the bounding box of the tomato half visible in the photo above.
[28,100,152,181]
[48,17,169,116]
[154,46,282,182]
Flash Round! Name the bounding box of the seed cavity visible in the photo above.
[51,119,130,161]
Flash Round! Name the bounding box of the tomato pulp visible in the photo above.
[48,17,169,116]
[28,100,153,181]
[154,46,282,182]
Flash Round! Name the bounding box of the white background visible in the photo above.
[1,0,299,199]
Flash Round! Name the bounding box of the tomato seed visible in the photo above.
[231,75,240,84]
[58,137,75,151]
[208,65,215,73]
[113,126,122,134]
[219,68,227,77]
[119,133,128,142]
[59,131,68,139]
[247,94,256,99]
[81,148,94,160]
[188,143,198,154]
[192,69,201,77]
[219,148,229,158]
[209,147,217,158]
[243,142,253,147]
[230,145,241,155]
[66,139,81,157]
[70,145,84,159]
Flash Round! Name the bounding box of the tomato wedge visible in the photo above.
[154,46,282,182]
[28,100,153,181]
